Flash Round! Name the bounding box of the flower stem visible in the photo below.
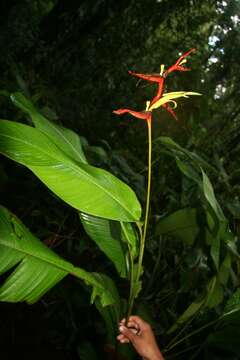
[127,119,152,319]
[137,119,152,279]
[126,249,134,320]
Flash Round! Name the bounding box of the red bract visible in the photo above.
[162,103,178,121]
[164,48,196,76]
[129,48,196,107]
[128,71,165,106]
[113,109,152,123]
[128,71,165,83]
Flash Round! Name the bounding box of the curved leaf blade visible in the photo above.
[201,169,226,221]
[80,214,138,277]
[167,277,217,334]
[0,120,141,221]
[80,213,127,277]
[156,208,199,246]
[11,92,87,164]
[0,205,115,306]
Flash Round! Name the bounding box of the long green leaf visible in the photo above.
[158,136,217,174]
[11,92,87,164]
[0,205,115,306]
[201,169,226,222]
[94,274,121,343]
[156,208,199,246]
[80,213,138,278]
[80,213,127,277]
[201,170,228,270]
[0,120,141,221]
[223,288,240,320]
[167,277,217,334]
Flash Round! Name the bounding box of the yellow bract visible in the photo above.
[179,58,188,66]
[160,64,165,76]
[145,101,150,111]
[149,91,201,111]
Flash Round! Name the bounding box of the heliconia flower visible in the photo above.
[164,48,196,76]
[113,102,152,123]
[129,49,196,106]
[113,91,201,123]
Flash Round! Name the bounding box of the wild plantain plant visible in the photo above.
[0,50,201,353]
[113,48,200,319]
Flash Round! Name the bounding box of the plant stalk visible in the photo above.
[126,119,152,320]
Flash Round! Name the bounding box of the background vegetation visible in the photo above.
[0,0,240,359]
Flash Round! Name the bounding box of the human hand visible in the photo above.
[117,316,164,360]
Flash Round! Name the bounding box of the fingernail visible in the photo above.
[119,326,124,332]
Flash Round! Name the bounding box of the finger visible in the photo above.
[119,318,126,326]
[126,322,140,335]
[126,320,139,329]
[117,334,128,341]
[129,316,149,329]
[120,319,140,333]
[128,327,140,335]
[120,338,130,344]
[117,334,130,343]
[119,325,136,342]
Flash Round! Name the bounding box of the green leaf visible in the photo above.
[206,279,224,309]
[95,298,116,344]
[207,289,240,356]
[93,274,121,344]
[219,253,231,286]
[210,231,221,271]
[158,137,216,174]
[201,170,228,270]
[90,273,121,311]
[80,213,128,277]
[79,214,138,278]
[120,221,138,259]
[223,288,240,318]
[176,158,201,184]
[206,218,223,271]
[167,277,217,334]
[11,92,87,164]
[0,120,141,221]
[201,169,226,222]
[167,293,205,334]
[0,205,115,306]
[156,208,199,246]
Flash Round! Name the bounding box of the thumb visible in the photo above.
[119,326,136,343]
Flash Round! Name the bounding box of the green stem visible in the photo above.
[127,119,152,319]
[137,120,152,282]
[126,248,135,321]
